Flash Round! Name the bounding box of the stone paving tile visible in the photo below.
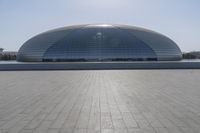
[20,129,33,133]
[0,70,200,133]
[33,120,52,133]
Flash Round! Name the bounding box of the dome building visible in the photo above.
[17,24,182,62]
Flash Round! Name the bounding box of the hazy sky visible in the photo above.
[0,0,200,52]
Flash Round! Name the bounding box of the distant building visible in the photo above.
[3,51,17,56]
[17,24,182,62]
[0,49,17,61]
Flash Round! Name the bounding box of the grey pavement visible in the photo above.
[0,70,200,133]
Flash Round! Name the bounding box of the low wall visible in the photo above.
[0,61,200,70]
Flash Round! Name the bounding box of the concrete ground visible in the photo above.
[0,70,200,133]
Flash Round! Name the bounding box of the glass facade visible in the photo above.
[17,24,182,62]
[43,28,157,62]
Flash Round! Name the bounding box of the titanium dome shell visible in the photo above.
[17,24,182,62]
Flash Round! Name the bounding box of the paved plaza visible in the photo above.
[0,70,200,133]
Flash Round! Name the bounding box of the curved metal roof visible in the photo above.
[17,24,182,62]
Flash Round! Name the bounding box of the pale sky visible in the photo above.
[0,0,200,52]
